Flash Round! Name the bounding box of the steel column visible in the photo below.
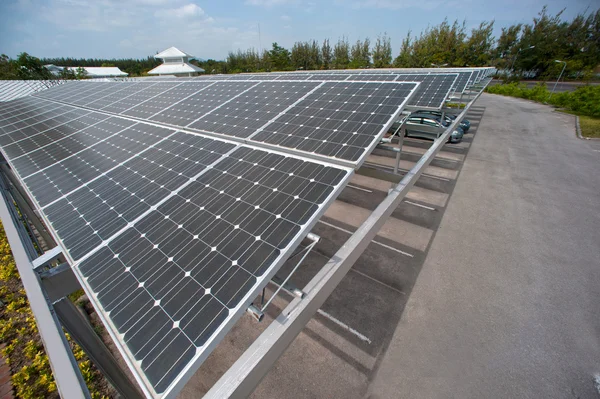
[53,298,144,399]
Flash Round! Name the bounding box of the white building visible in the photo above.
[44,65,128,78]
[148,47,205,77]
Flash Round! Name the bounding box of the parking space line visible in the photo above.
[317,220,415,258]
[364,162,452,181]
[347,184,373,193]
[404,200,436,211]
[317,309,372,345]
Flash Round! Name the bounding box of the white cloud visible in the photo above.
[335,0,445,10]
[245,0,298,6]
[281,15,291,21]
[154,3,207,19]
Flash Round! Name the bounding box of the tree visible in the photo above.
[333,37,350,69]
[350,38,370,68]
[373,33,392,68]
[322,39,332,69]
[15,52,53,80]
[269,42,291,71]
[0,54,18,80]
[462,21,495,66]
[394,32,412,67]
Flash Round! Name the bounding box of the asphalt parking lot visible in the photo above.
[177,100,485,398]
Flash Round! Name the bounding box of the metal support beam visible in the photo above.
[54,298,144,399]
[204,85,488,399]
[0,162,56,249]
[0,177,91,399]
[39,263,82,302]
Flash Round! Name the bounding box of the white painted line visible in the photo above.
[317,309,372,345]
[347,184,373,193]
[404,200,436,211]
[594,374,600,395]
[318,220,414,258]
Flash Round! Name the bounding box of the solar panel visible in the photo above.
[35,80,419,166]
[251,81,417,161]
[0,95,352,398]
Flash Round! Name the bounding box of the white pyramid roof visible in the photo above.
[147,63,205,75]
[154,47,194,59]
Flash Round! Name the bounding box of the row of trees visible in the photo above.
[1,7,598,80]
[221,7,599,78]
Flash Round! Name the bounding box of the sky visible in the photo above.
[0,0,595,61]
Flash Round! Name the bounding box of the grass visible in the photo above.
[577,114,600,138]
[556,110,600,139]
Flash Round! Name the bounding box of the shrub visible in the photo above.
[486,83,600,117]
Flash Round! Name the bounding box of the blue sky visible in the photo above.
[0,0,594,61]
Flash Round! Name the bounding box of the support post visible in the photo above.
[53,298,144,399]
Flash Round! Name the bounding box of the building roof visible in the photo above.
[147,63,205,75]
[66,67,128,77]
[154,46,195,59]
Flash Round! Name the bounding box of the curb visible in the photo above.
[574,115,588,140]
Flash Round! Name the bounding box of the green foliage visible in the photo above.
[291,40,322,70]
[333,37,350,69]
[0,222,109,398]
[322,39,332,70]
[372,33,392,68]
[501,7,600,78]
[349,38,371,69]
[486,83,600,117]
[268,42,292,71]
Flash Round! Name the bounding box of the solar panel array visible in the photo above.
[0,77,420,398]
[0,80,65,102]
[35,80,419,164]
[90,72,458,109]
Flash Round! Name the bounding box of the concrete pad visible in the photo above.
[406,186,448,208]
[367,154,459,180]
[368,93,600,399]
[350,174,449,208]
[324,200,433,252]
[399,144,465,162]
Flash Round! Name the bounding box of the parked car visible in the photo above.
[403,115,464,143]
[413,110,470,132]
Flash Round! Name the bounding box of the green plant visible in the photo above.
[0,222,110,398]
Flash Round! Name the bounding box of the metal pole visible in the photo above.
[549,61,567,100]
[53,298,144,399]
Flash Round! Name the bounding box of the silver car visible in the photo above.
[404,115,464,143]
